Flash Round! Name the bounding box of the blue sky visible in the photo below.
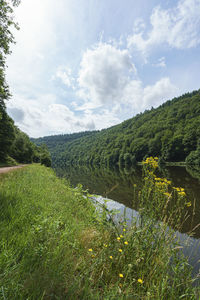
[6,0,200,137]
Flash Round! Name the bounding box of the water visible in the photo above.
[55,164,200,277]
[56,165,200,236]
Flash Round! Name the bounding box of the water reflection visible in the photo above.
[55,164,200,238]
[92,195,199,282]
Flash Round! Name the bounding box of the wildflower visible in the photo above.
[117,237,121,241]
[138,278,143,284]
[119,249,123,253]
[164,192,171,197]
[109,256,113,259]
[120,235,123,238]
[88,248,93,252]
[92,255,95,258]
[124,241,128,245]
[179,191,186,197]
[186,202,192,207]
[119,274,124,278]
[103,244,108,248]
[123,228,126,232]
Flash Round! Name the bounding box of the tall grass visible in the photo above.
[0,162,199,299]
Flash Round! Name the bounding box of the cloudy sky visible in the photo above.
[6,0,200,137]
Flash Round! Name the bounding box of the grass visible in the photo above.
[0,162,199,299]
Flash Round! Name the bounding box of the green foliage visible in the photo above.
[39,144,52,167]
[0,0,35,166]
[186,139,200,169]
[0,163,198,299]
[33,90,200,168]
[0,110,52,165]
[0,106,15,160]
[0,0,20,109]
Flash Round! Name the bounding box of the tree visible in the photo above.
[0,106,15,160]
[0,0,20,108]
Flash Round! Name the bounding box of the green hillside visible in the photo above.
[33,90,200,169]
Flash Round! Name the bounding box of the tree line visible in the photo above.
[0,0,51,167]
[33,90,200,170]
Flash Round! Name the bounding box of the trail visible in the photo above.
[0,165,26,174]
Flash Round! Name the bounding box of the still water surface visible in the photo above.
[55,165,200,276]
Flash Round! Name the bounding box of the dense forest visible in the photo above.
[0,0,51,167]
[33,90,200,169]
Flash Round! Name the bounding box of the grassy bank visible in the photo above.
[0,163,199,299]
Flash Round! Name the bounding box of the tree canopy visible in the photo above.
[32,90,200,169]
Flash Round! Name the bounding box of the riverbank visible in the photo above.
[0,164,199,299]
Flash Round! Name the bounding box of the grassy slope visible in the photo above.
[0,164,199,299]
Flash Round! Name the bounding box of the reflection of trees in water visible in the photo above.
[55,165,142,209]
[55,165,200,238]
[186,165,200,181]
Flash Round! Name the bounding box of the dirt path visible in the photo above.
[0,165,26,174]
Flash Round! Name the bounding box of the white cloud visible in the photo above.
[127,0,200,55]
[77,42,179,115]
[77,42,137,106]
[55,66,75,89]
[123,77,179,112]
[153,57,166,68]
[7,93,121,137]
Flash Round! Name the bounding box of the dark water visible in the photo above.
[55,164,200,277]
[56,164,200,237]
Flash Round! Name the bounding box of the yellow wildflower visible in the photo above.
[164,192,171,197]
[117,237,121,241]
[179,191,186,197]
[123,228,126,232]
[119,274,124,278]
[103,244,108,247]
[91,255,95,258]
[124,241,128,245]
[138,278,143,284]
[119,249,123,253]
[109,256,113,259]
[88,248,93,252]
[186,202,192,207]
[120,235,123,238]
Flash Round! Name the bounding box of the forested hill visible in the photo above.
[31,131,98,154]
[33,90,200,168]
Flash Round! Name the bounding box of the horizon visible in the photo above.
[6,0,200,138]
[31,87,199,139]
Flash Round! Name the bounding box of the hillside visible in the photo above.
[33,90,200,168]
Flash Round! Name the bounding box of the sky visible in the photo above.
[6,0,200,138]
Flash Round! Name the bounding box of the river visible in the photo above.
[55,164,200,278]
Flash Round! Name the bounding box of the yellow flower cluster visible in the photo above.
[138,278,143,284]
[173,187,186,197]
[142,157,158,168]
